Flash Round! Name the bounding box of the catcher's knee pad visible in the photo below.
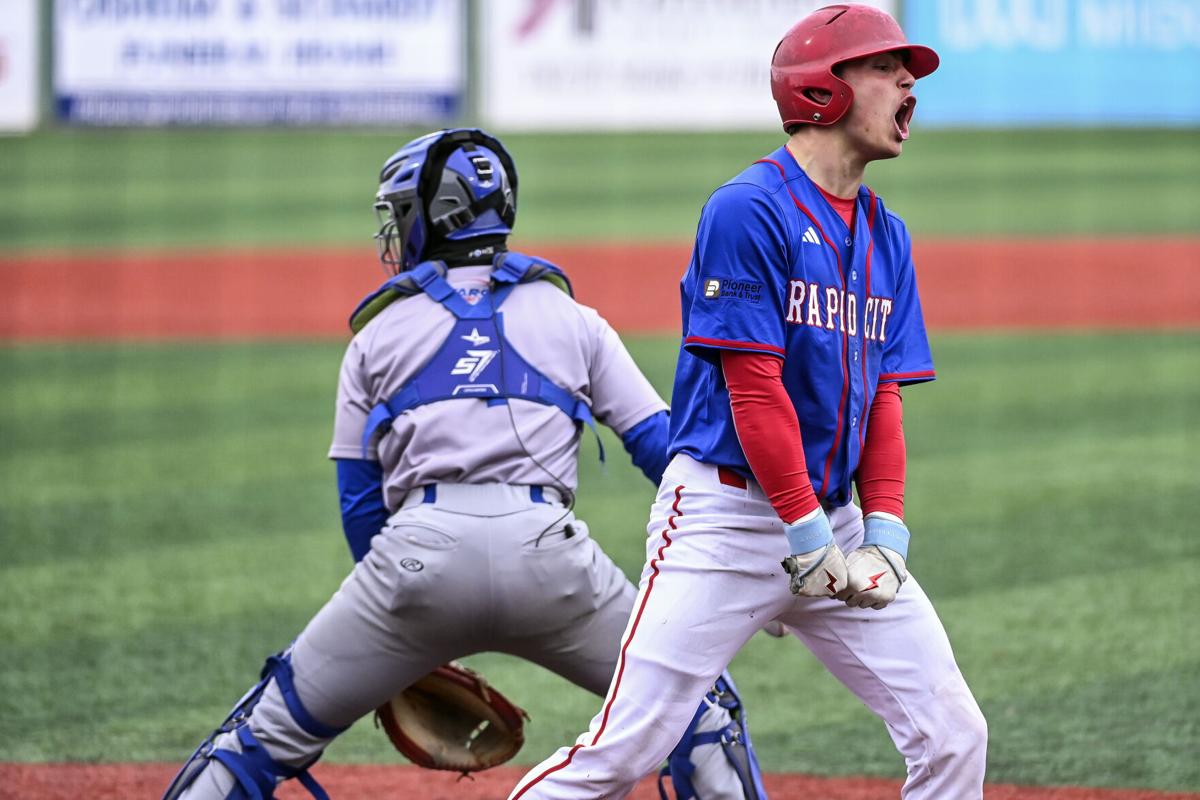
[658,671,768,800]
[161,649,347,800]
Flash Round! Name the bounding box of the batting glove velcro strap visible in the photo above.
[783,507,832,554]
[781,509,848,598]
[860,512,911,560]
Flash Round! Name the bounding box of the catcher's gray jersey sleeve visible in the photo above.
[328,266,666,511]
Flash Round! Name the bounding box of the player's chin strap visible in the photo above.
[658,672,768,800]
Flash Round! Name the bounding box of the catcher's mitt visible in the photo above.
[376,662,530,773]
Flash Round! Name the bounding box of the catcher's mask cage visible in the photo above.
[770,3,939,131]
[374,128,518,275]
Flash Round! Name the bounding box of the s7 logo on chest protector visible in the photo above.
[452,350,498,381]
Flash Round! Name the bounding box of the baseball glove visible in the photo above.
[375,662,530,773]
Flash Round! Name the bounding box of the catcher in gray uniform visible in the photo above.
[162,128,768,800]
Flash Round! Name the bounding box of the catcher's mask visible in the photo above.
[770,4,939,131]
[373,128,518,275]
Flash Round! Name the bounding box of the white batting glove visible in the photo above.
[837,513,910,610]
[780,508,848,597]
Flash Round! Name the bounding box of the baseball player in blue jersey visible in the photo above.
[160,128,767,800]
[510,6,988,800]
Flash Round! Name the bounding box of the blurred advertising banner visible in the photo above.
[905,0,1200,126]
[480,0,896,131]
[54,0,464,126]
[0,0,40,132]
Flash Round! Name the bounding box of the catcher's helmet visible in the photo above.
[374,128,517,273]
[770,4,939,131]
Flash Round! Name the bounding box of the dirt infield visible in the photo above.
[2,763,1197,800]
[1,237,1197,339]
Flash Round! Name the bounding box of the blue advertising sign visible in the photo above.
[904,0,1200,125]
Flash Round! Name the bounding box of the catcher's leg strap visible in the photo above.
[210,725,331,800]
[657,671,768,800]
[260,651,348,740]
[161,649,347,800]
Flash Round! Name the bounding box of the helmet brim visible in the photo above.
[836,43,940,81]
[901,45,939,80]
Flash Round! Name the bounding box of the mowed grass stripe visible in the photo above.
[1,129,1198,251]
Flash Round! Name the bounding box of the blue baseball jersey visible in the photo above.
[669,145,935,508]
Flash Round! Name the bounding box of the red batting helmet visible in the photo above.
[770,4,939,130]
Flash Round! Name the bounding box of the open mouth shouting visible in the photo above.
[894,97,916,141]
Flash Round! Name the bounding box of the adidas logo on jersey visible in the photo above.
[802,226,821,246]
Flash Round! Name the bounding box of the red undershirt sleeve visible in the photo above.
[856,381,906,518]
[721,350,821,524]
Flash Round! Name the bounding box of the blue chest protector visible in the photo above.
[352,252,603,460]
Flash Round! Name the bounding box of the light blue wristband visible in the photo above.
[783,512,833,555]
[862,516,911,560]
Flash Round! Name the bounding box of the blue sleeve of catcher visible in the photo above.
[621,411,671,485]
[335,458,389,562]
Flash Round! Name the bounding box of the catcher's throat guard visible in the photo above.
[376,662,530,774]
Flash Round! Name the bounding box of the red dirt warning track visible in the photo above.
[2,763,1196,800]
[1,238,1197,340]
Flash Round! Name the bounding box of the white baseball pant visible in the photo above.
[509,454,987,800]
[173,482,749,800]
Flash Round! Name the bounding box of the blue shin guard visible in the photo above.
[658,672,768,800]
[161,649,347,800]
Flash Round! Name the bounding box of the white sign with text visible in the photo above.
[55,0,465,125]
[0,0,40,133]
[480,0,896,131]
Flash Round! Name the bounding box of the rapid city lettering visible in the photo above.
[785,279,894,342]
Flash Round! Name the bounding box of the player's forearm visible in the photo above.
[335,458,389,562]
[721,350,821,523]
[855,381,906,519]
[620,410,671,485]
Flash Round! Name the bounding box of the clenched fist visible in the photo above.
[836,513,910,610]
[781,508,848,597]
[837,545,907,609]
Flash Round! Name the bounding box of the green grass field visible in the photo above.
[1,127,1198,791]
[1,333,1198,790]
[2,128,1198,252]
